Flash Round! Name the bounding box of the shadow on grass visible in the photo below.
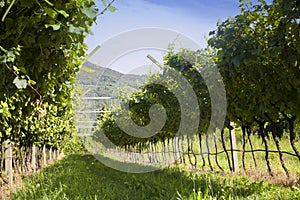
[92,153,160,173]
[12,154,299,200]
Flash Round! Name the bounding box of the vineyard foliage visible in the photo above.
[208,0,300,165]
[0,0,115,153]
[208,0,300,127]
[97,0,300,164]
[97,48,215,148]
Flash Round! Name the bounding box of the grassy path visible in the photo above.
[11,154,300,200]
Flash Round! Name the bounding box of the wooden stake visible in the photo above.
[43,145,47,166]
[230,122,239,172]
[4,139,13,189]
[32,144,36,173]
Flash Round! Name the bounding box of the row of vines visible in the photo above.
[96,0,300,177]
[97,129,299,177]
[0,0,116,187]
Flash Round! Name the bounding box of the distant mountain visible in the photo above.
[76,61,147,97]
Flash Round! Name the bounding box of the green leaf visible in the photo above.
[45,20,61,30]
[5,127,12,136]
[0,1,5,8]
[68,24,85,34]
[108,5,117,12]
[47,24,61,30]
[13,77,28,89]
[56,9,69,18]
[13,66,20,73]
[28,79,36,85]
[0,102,11,118]
[102,0,107,7]
[82,7,97,18]
[7,51,15,62]
[44,7,58,19]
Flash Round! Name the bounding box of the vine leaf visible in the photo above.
[45,22,61,30]
[28,79,36,85]
[56,9,69,18]
[44,7,58,19]
[108,5,117,12]
[82,7,97,18]
[13,77,27,89]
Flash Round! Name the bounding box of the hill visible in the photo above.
[76,61,147,97]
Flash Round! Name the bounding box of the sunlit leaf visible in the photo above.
[45,23,61,30]
[13,77,27,89]
[28,79,36,85]
[0,1,5,7]
[56,9,69,18]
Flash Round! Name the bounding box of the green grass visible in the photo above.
[12,154,300,200]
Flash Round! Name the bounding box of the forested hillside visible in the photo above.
[77,61,147,97]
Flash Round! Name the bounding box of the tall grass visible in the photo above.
[12,154,300,200]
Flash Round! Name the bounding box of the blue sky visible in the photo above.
[86,0,241,51]
[85,0,242,73]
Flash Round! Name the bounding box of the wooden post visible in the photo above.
[206,134,214,171]
[230,122,239,172]
[149,142,154,163]
[49,147,52,162]
[175,136,180,162]
[53,149,56,160]
[32,144,36,173]
[4,139,13,189]
[42,145,47,166]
